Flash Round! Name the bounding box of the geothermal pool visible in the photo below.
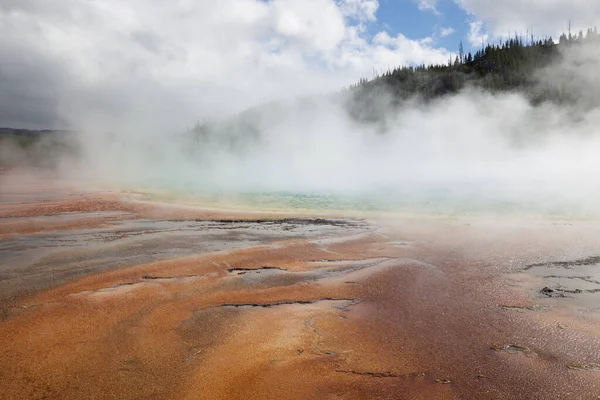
[2,170,600,399]
[133,187,594,219]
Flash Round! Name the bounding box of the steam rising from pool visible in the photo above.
[16,40,600,216]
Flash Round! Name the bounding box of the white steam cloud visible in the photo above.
[3,1,600,214]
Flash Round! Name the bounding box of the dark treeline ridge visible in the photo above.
[0,128,74,145]
[188,26,600,148]
[0,128,79,169]
[346,27,600,121]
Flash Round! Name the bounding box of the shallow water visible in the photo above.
[135,184,600,218]
[0,215,371,307]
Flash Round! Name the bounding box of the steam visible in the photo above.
[3,2,600,214]
[38,40,598,216]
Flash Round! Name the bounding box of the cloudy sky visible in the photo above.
[0,0,598,131]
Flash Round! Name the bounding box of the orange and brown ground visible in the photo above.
[2,170,600,399]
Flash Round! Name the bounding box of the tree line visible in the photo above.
[348,26,600,109]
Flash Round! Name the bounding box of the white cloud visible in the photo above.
[439,26,456,37]
[455,0,600,39]
[417,0,438,14]
[0,0,452,130]
[271,0,347,53]
[372,32,453,66]
[467,20,489,47]
[338,0,379,21]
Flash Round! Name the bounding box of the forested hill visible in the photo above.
[182,28,600,152]
[348,27,600,109]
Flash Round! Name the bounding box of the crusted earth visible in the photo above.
[2,171,600,399]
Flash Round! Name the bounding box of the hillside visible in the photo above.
[346,27,600,121]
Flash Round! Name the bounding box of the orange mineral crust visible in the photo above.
[2,172,600,399]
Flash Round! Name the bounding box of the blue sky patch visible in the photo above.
[370,0,475,53]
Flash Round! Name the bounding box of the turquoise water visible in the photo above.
[139,185,596,218]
